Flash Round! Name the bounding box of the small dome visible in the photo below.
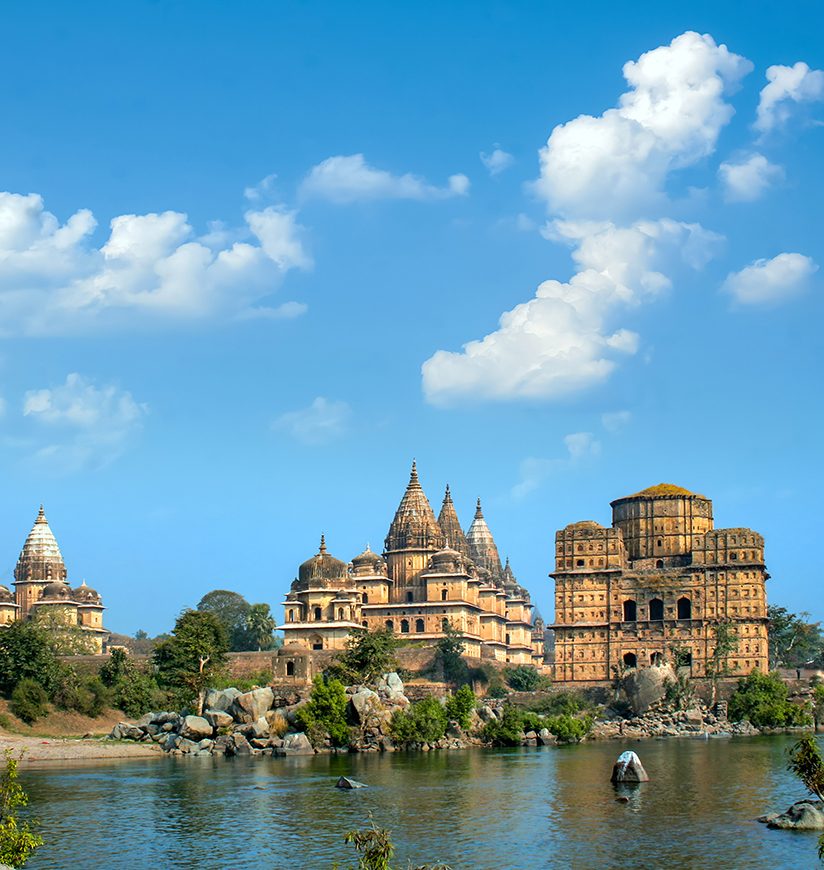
[628,483,703,498]
[427,546,466,574]
[351,545,386,575]
[72,581,102,604]
[296,536,349,588]
[0,585,14,604]
[39,581,73,602]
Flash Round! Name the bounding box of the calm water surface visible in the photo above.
[19,736,819,869]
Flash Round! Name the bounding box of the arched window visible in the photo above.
[623,652,637,669]
[385,620,394,632]
[623,600,637,621]
[650,652,662,665]
[311,635,323,651]
[362,592,369,604]
[657,538,663,548]
[401,619,410,634]
[506,633,511,645]
[649,598,664,621]
[338,608,344,620]
[362,620,368,628]
[441,589,448,601]
[576,559,585,567]
[656,559,664,569]
[441,617,450,631]
[314,606,322,621]
[288,610,294,622]
[677,597,692,620]
[286,661,295,677]
[406,590,414,603]
[415,618,424,633]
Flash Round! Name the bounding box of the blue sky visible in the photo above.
[0,1,821,634]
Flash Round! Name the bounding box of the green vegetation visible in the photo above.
[245,603,277,652]
[99,648,159,718]
[29,610,96,655]
[390,698,448,746]
[296,675,350,747]
[153,610,229,714]
[480,704,593,746]
[502,665,549,692]
[787,735,824,861]
[196,589,279,652]
[0,749,43,867]
[9,681,48,726]
[327,629,399,686]
[706,620,739,704]
[728,670,811,728]
[334,816,451,870]
[768,606,824,671]
[434,623,467,685]
[51,674,109,719]
[479,705,527,746]
[0,623,62,697]
[444,685,475,730]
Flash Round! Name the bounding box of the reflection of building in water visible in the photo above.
[277,462,543,666]
[5,506,108,653]
[551,484,769,682]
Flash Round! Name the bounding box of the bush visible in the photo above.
[0,749,43,867]
[486,681,509,699]
[503,666,548,692]
[10,680,48,725]
[296,676,350,747]
[444,685,475,730]
[545,713,593,743]
[728,670,812,728]
[480,706,526,746]
[390,698,448,746]
[513,690,586,717]
[0,622,61,697]
[327,629,399,686]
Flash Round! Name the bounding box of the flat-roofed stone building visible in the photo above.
[551,484,769,683]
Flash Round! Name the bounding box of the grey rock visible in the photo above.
[250,717,270,739]
[611,750,649,783]
[178,738,199,754]
[763,800,824,830]
[336,776,367,789]
[179,715,213,741]
[204,688,241,712]
[622,664,676,716]
[277,731,314,756]
[537,728,555,746]
[204,709,234,730]
[478,705,496,722]
[231,687,275,723]
[349,688,380,725]
[231,733,252,755]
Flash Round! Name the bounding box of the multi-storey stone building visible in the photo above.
[551,484,769,682]
[2,506,108,653]
[277,463,542,666]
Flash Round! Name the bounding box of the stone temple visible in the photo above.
[551,484,769,683]
[277,462,545,666]
[1,506,108,653]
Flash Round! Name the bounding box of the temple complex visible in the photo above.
[551,484,769,683]
[278,462,543,666]
[2,506,108,653]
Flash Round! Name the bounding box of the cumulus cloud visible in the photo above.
[0,192,311,336]
[601,410,632,432]
[512,432,601,499]
[755,62,824,133]
[722,253,818,305]
[480,147,514,176]
[272,396,352,444]
[718,153,784,202]
[534,31,751,218]
[300,154,469,203]
[422,218,720,405]
[22,373,148,470]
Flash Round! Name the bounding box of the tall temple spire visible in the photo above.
[437,484,470,559]
[14,504,68,587]
[466,497,503,581]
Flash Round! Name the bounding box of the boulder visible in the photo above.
[622,664,676,715]
[611,750,649,783]
[231,687,275,723]
[349,688,381,726]
[537,728,555,746]
[179,715,213,741]
[277,732,314,756]
[204,688,241,712]
[250,717,270,739]
[376,672,406,701]
[478,705,496,722]
[231,733,252,755]
[683,708,704,727]
[762,800,824,830]
[177,738,199,754]
[204,709,234,730]
[137,712,156,728]
[335,776,367,789]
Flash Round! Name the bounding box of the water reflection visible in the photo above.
[19,737,819,869]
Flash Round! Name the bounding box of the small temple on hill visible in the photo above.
[551,484,769,683]
[1,506,108,653]
[277,462,545,666]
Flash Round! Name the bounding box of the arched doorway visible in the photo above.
[623,600,637,621]
[677,597,692,620]
[623,652,637,669]
[649,598,664,621]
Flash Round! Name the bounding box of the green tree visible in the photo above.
[435,622,467,685]
[728,670,811,728]
[245,603,276,652]
[296,675,350,747]
[0,750,43,867]
[328,629,399,686]
[479,705,526,746]
[100,648,159,718]
[503,665,547,692]
[787,735,824,861]
[9,681,48,725]
[134,629,149,640]
[29,610,96,656]
[444,685,475,730]
[196,589,254,651]
[390,698,448,746]
[768,606,824,671]
[153,610,229,714]
[0,622,61,697]
[706,620,739,705]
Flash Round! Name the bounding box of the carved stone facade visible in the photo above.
[551,484,769,682]
[6,506,108,654]
[278,462,543,666]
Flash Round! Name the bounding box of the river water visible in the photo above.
[19,736,819,869]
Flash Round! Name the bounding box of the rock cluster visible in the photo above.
[590,706,759,740]
[759,799,824,830]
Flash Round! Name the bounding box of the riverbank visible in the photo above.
[0,731,161,762]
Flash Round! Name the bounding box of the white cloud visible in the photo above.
[0,192,311,336]
[722,253,818,305]
[22,373,148,470]
[512,432,600,499]
[272,397,352,444]
[300,154,470,203]
[601,410,632,432]
[422,218,720,405]
[755,62,824,133]
[718,153,784,202]
[534,31,751,218]
[480,147,514,176]
[243,173,278,202]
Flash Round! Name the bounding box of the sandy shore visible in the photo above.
[0,732,162,763]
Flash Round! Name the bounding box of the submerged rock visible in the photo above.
[610,750,649,783]
[335,776,368,789]
[760,799,824,830]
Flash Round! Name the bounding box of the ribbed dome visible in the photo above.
[384,461,444,554]
[427,545,466,574]
[436,485,470,559]
[72,580,102,605]
[296,536,349,589]
[351,545,387,577]
[466,499,503,581]
[0,585,15,604]
[14,505,68,585]
[39,581,74,602]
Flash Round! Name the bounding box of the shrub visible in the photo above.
[516,690,586,717]
[444,685,475,730]
[327,629,399,686]
[10,680,48,725]
[112,670,159,719]
[435,625,468,685]
[728,670,812,728]
[480,706,526,746]
[0,749,43,867]
[486,681,509,699]
[503,666,548,692]
[390,698,448,746]
[0,622,61,697]
[296,676,350,747]
[545,713,593,743]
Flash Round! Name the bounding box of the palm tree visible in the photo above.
[246,603,276,652]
